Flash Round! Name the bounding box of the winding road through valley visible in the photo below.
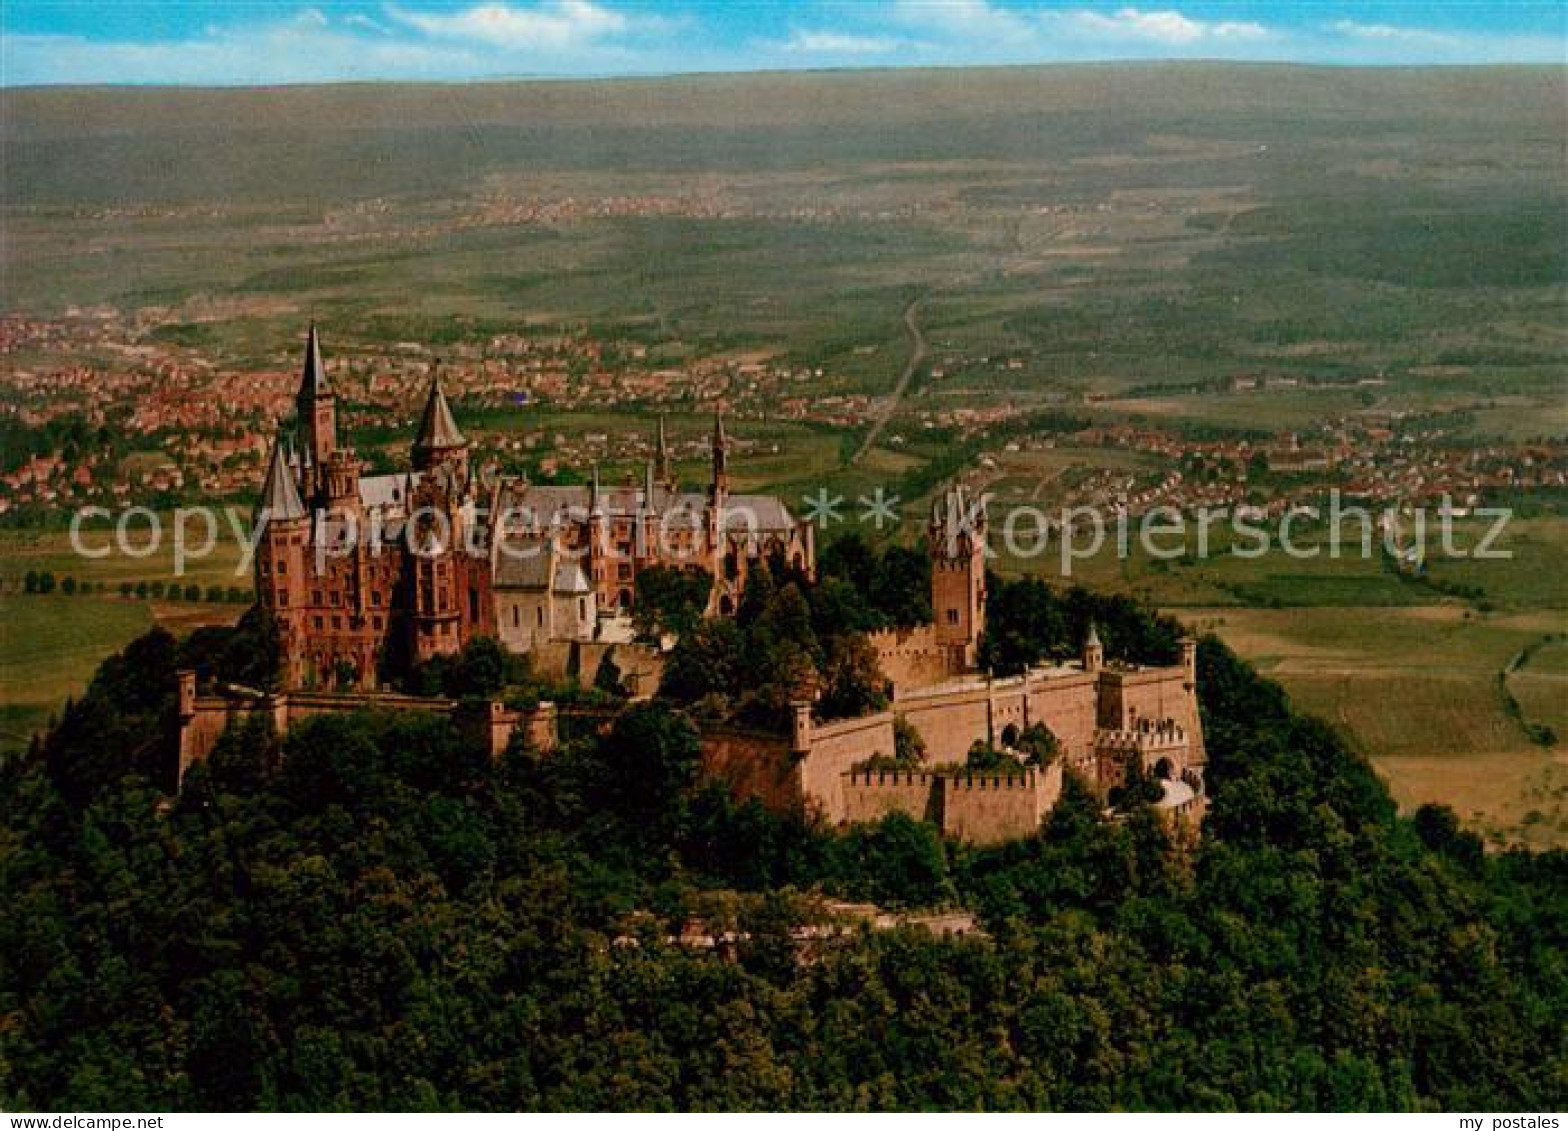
[849,295,926,466]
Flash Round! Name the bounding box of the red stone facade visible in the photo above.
[254,327,814,690]
[254,327,495,690]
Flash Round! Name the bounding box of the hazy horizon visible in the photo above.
[3,0,1562,87]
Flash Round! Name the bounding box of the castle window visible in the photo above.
[312,590,322,605]
[579,597,586,619]
[371,591,382,607]
[373,616,383,630]
[277,560,286,574]
[537,607,545,626]
[617,563,632,581]
[513,606,520,628]
[469,587,479,620]
[314,616,324,630]
[278,591,288,607]
[330,592,340,607]
[946,608,959,625]
[332,616,341,630]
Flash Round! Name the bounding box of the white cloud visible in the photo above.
[1319,18,1562,63]
[1052,8,1269,46]
[0,2,668,84]
[890,2,1272,58]
[891,0,1034,42]
[387,1,630,50]
[1,16,483,85]
[343,13,395,35]
[779,30,901,56]
[1328,20,1460,48]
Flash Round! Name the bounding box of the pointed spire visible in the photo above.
[710,407,729,498]
[413,368,467,456]
[257,430,306,524]
[298,322,331,400]
[656,415,673,487]
[1085,622,1101,650]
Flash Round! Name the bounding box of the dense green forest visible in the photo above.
[1,578,1564,1110]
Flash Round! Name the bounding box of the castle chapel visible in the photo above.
[253,326,814,690]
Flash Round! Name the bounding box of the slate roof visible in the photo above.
[298,323,330,400]
[256,434,306,522]
[413,373,466,452]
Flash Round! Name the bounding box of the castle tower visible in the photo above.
[254,430,310,686]
[1179,635,1197,684]
[296,323,335,500]
[656,415,675,491]
[1083,622,1104,674]
[929,486,987,671]
[710,408,729,504]
[638,459,658,559]
[409,523,461,663]
[587,464,610,604]
[412,369,469,478]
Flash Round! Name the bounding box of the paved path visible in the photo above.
[850,295,926,466]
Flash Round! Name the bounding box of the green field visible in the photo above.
[1181,605,1568,848]
[0,596,154,750]
[0,519,251,751]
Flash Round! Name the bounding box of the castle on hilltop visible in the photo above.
[252,325,813,690]
[180,325,1205,844]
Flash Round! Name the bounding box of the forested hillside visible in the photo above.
[1,605,1564,1109]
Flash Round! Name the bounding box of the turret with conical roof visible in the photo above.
[1083,622,1104,674]
[256,430,306,526]
[412,368,469,475]
[253,429,309,667]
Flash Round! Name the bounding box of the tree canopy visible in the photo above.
[2,608,1563,1111]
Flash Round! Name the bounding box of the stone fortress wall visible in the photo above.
[760,640,1202,844]
[839,765,1065,846]
[175,670,557,785]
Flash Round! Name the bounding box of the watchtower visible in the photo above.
[929,486,987,671]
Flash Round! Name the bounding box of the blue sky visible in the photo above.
[3,1,1563,85]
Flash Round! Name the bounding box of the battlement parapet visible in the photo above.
[842,768,1043,791]
[865,624,941,651]
[845,768,937,788]
[1093,719,1187,754]
[943,771,1041,791]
